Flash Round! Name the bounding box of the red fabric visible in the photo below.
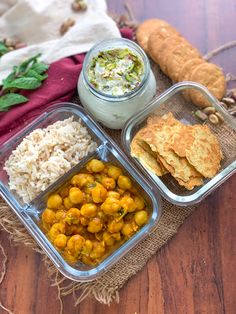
[0,28,133,145]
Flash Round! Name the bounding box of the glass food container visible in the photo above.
[122,81,236,206]
[77,38,157,129]
[0,103,162,281]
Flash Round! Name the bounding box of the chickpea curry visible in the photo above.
[41,159,149,266]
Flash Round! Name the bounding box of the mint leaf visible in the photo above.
[26,69,48,81]
[31,62,49,74]
[3,77,42,90]
[2,73,16,87]
[0,54,48,111]
[0,93,28,111]
[16,53,41,75]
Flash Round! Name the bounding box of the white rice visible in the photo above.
[4,117,97,203]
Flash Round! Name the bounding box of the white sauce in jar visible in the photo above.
[78,39,157,129]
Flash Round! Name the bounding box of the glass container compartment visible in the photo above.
[122,81,236,206]
[77,38,157,129]
[0,103,162,281]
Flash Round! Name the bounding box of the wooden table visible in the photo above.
[1,1,236,313]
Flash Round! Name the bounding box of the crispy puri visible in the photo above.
[130,128,167,176]
[130,111,222,190]
[141,116,202,183]
[171,124,223,178]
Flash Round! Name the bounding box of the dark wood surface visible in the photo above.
[1,1,236,313]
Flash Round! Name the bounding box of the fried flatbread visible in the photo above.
[147,112,179,126]
[130,128,167,176]
[141,116,202,183]
[130,112,222,190]
[171,124,223,178]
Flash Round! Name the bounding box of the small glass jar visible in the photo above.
[78,38,157,129]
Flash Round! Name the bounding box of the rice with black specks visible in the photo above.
[4,117,97,203]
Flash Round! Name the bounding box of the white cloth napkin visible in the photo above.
[0,0,120,83]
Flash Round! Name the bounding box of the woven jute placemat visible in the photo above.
[0,63,235,313]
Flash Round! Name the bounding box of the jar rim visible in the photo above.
[82,38,151,102]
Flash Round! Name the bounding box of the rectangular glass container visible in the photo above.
[0,103,162,281]
[122,81,236,206]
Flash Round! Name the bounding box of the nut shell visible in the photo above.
[209,114,219,125]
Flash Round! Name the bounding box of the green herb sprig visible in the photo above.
[0,53,49,112]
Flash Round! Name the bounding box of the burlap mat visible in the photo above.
[0,63,235,312]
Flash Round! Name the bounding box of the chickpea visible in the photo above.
[129,186,138,194]
[65,208,80,225]
[123,191,131,197]
[134,210,148,226]
[65,224,84,236]
[47,194,62,209]
[116,188,125,195]
[63,197,74,210]
[48,223,65,241]
[67,234,85,256]
[101,177,116,190]
[90,241,105,259]
[69,187,83,204]
[63,250,77,263]
[117,175,132,190]
[121,223,135,237]
[55,210,66,222]
[107,165,122,180]
[134,196,145,210]
[101,197,121,215]
[102,166,108,174]
[131,220,139,232]
[120,195,137,212]
[107,191,120,199]
[80,216,90,226]
[71,173,94,188]
[86,159,105,173]
[96,210,104,220]
[42,208,56,225]
[54,234,67,249]
[83,183,96,195]
[82,240,93,254]
[108,219,124,233]
[103,232,115,246]
[81,203,97,218]
[83,195,93,205]
[87,217,103,233]
[112,232,121,241]
[91,183,107,203]
[94,173,104,183]
[59,186,70,198]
